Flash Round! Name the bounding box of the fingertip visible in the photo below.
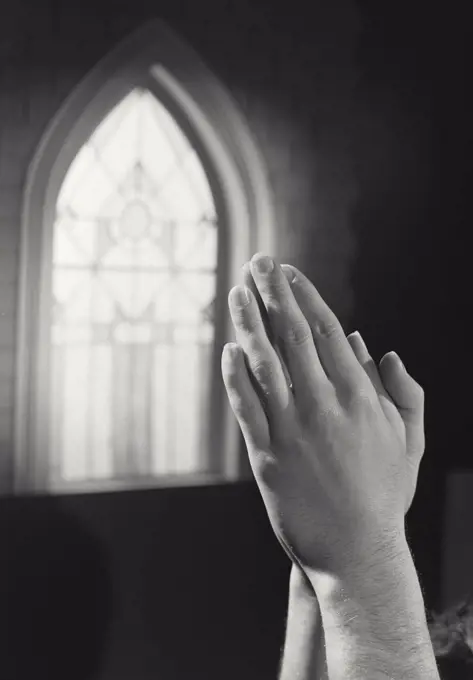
[348,330,367,348]
[347,331,370,364]
[281,264,296,284]
[384,351,406,372]
[346,332,357,351]
[380,352,424,420]
[222,342,242,370]
[379,352,412,391]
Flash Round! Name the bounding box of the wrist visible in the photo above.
[308,529,411,609]
[307,534,439,678]
[289,563,317,601]
[281,564,327,680]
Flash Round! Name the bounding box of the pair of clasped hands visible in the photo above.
[221,254,438,680]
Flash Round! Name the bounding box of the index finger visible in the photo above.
[241,262,275,343]
[241,262,292,389]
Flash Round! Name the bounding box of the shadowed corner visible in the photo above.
[0,495,114,680]
[428,593,473,680]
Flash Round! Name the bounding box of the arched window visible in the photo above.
[15,21,274,495]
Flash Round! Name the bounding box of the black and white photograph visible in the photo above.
[0,1,471,678]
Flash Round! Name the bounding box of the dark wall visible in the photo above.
[0,0,471,678]
[0,483,291,680]
[350,1,471,615]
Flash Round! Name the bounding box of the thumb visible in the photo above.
[379,352,425,459]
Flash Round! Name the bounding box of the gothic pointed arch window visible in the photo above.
[15,21,274,494]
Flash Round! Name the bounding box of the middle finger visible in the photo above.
[249,253,331,404]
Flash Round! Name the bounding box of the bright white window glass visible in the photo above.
[50,88,218,482]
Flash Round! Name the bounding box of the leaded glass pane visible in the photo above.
[50,87,218,483]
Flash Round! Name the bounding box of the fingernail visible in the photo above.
[230,286,250,307]
[391,351,405,370]
[253,254,274,274]
[281,264,296,283]
[352,330,368,350]
[223,343,239,360]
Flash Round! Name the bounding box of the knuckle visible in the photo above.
[257,454,279,487]
[285,319,312,347]
[267,278,287,297]
[243,320,261,338]
[251,357,275,387]
[348,383,379,412]
[230,304,249,327]
[299,381,338,425]
[234,308,257,332]
[314,315,341,340]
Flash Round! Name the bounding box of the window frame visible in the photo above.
[14,20,275,495]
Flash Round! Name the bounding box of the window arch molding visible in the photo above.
[15,20,275,494]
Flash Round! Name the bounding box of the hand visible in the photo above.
[292,330,425,592]
[241,262,426,517]
[340,331,426,514]
[243,258,426,609]
[221,254,425,577]
[290,331,426,602]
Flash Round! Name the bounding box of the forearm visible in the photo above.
[308,533,440,680]
[279,566,328,680]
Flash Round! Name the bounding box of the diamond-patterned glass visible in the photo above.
[49,88,218,482]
